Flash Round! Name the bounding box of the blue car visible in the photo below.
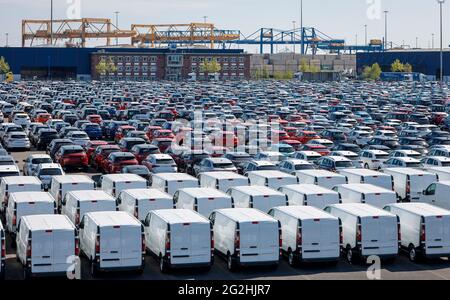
[81,123,103,140]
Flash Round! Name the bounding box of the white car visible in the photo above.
[34,163,65,189]
[65,131,90,147]
[12,113,31,128]
[360,150,390,170]
[3,132,31,150]
[278,159,315,175]
[389,150,422,159]
[381,157,423,169]
[22,154,53,176]
[143,154,177,174]
[421,156,450,168]
[348,130,373,146]
[330,151,364,168]
[293,151,322,163]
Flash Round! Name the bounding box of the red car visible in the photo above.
[131,144,161,164]
[270,130,291,143]
[87,115,103,124]
[211,131,239,148]
[54,145,89,171]
[114,125,136,143]
[152,130,175,142]
[103,152,138,174]
[280,140,302,151]
[85,140,109,164]
[297,131,321,144]
[92,145,121,172]
[145,126,163,141]
[152,138,174,153]
[302,144,330,156]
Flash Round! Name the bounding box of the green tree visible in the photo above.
[106,58,117,73]
[362,63,381,80]
[262,66,269,79]
[299,59,310,72]
[391,59,405,72]
[404,63,413,73]
[200,59,221,74]
[0,56,10,75]
[95,58,108,76]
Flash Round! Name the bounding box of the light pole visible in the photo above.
[292,21,296,53]
[416,37,419,49]
[203,16,208,23]
[384,10,389,50]
[5,33,8,47]
[437,0,445,85]
[432,33,435,49]
[114,11,120,46]
[50,0,53,45]
[364,24,368,46]
[300,0,304,55]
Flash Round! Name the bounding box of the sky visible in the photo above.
[0,0,448,53]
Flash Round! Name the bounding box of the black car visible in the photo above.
[47,139,75,160]
[331,143,362,154]
[36,129,58,150]
[367,137,400,150]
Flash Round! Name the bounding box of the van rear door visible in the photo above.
[424,215,450,255]
[197,197,232,218]
[302,218,340,260]
[171,222,210,265]
[361,216,397,256]
[364,176,391,190]
[52,229,74,272]
[318,176,344,189]
[120,225,141,267]
[240,221,278,263]
[364,193,396,209]
[253,195,286,214]
[307,194,339,210]
[32,229,73,274]
[18,202,54,221]
[100,226,122,268]
[79,201,116,219]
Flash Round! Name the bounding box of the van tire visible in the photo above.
[287,249,298,267]
[408,245,419,263]
[364,164,370,169]
[90,260,99,277]
[345,245,355,264]
[159,254,169,273]
[23,266,31,280]
[227,253,237,272]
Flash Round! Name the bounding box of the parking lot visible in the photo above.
[0,144,449,280]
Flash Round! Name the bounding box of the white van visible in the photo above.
[424,167,450,181]
[420,181,450,210]
[384,203,450,262]
[269,206,341,265]
[333,184,398,209]
[16,215,78,279]
[199,172,250,193]
[61,190,117,227]
[50,175,95,208]
[324,203,400,263]
[144,209,213,272]
[0,221,5,280]
[228,185,288,213]
[152,173,199,196]
[118,188,173,222]
[0,176,42,212]
[296,170,347,190]
[174,188,233,218]
[101,174,148,198]
[79,211,145,276]
[6,192,56,238]
[339,168,393,190]
[247,171,298,190]
[383,168,438,202]
[279,184,341,209]
[210,208,280,271]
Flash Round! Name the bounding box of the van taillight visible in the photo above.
[12,212,16,226]
[420,220,426,244]
[397,219,401,242]
[234,230,240,254]
[75,237,80,256]
[406,179,411,195]
[141,232,146,254]
[1,235,5,258]
[75,209,80,225]
[95,235,100,254]
[339,222,343,245]
[211,230,215,254]
[297,227,302,248]
[26,240,32,259]
[356,222,362,243]
[165,232,171,253]
[134,206,139,218]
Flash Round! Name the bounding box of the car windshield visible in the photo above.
[0,172,20,177]
[41,131,56,137]
[213,162,235,168]
[296,164,314,170]
[406,162,422,168]
[259,165,278,171]
[64,149,84,155]
[72,134,88,138]
[155,159,174,165]
[31,158,53,164]
[0,161,14,166]
[278,147,293,153]
[375,154,389,160]
[39,168,63,176]
[115,156,135,162]
[336,161,354,168]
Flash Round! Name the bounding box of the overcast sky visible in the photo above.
[0,0,448,52]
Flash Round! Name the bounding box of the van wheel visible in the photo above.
[227,254,237,272]
[90,260,99,277]
[408,245,418,263]
[10,238,16,249]
[287,249,298,267]
[364,164,370,169]
[159,255,169,273]
[346,246,354,264]
[23,266,31,280]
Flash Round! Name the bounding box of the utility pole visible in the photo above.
[5,33,8,47]
[50,0,53,45]
[437,0,446,85]
[114,11,120,46]
[293,21,296,53]
[364,24,368,46]
[300,0,304,55]
[432,33,435,49]
[384,10,389,50]
[203,16,208,23]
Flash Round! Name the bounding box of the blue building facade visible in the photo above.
[357,50,450,80]
[0,47,246,80]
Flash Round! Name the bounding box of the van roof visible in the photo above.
[67,190,115,201]
[122,188,172,200]
[153,209,209,224]
[296,169,346,178]
[1,176,41,185]
[10,192,55,203]
[424,166,450,174]
[339,168,388,177]
[102,174,147,183]
[200,172,248,181]
[52,175,94,184]
[338,184,395,194]
[388,203,450,217]
[282,184,338,195]
[329,203,394,217]
[217,208,277,223]
[23,215,75,231]
[276,206,338,221]
[179,188,230,199]
[231,185,285,197]
[153,173,198,182]
[87,211,141,227]
[383,168,436,176]
[248,170,296,179]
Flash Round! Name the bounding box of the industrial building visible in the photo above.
[357,50,450,81]
[0,47,250,81]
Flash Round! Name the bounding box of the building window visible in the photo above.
[150,66,157,72]
[117,57,123,62]
[142,56,148,62]
[150,56,157,62]
[118,66,124,72]
[134,66,140,72]
[134,56,140,63]
[126,66,131,72]
[239,57,244,63]
[142,66,148,72]
[230,57,237,63]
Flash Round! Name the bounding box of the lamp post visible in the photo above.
[114,11,120,46]
[5,33,8,47]
[432,33,435,49]
[50,0,53,45]
[437,0,446,85]
[293,21,296,53]
[203,16,208,23]
[300,0,304,55]
[364,24,368,46]
[384,10,389,50]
